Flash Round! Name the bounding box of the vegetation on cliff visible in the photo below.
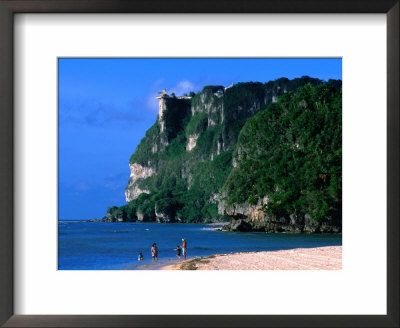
[107,77,342,226]
[223,83,342,221]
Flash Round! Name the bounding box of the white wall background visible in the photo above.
[14,14,386,315]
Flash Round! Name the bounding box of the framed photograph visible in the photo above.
[0,1,398,327]
[57,57,343,272]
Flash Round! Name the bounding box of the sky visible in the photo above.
[58,58,342,220]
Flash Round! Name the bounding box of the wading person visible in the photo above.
[181,238,187,260]
[151,243,159,261]
[138,252,144,261]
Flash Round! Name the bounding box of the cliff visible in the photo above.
[107,77,342,233]
[220,82,342,232]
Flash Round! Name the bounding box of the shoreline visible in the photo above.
[160,246,342,270]
[60,221,342,235]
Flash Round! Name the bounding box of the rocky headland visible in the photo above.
[104,77,342,233]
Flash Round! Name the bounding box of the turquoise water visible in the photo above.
[58,222,342,270]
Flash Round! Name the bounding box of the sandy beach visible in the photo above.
[161,246,342,270]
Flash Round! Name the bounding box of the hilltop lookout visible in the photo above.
[155,90,192,134]
[156,89,192,100]
[156,90,169,99]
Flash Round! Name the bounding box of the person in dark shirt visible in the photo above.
[174,245,181,259]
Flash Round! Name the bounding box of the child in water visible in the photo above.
[174,245,181,259]
[137,252,144,261]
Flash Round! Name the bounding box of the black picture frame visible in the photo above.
[0,1,398,327]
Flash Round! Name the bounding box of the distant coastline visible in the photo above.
[81,219,228,227]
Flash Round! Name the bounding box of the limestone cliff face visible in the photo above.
[158,96,167,133]
[125,163,154,202]
[118,77,342,230]
[126,96,191,202]
[219,196,342,233]
[191,86,224,127]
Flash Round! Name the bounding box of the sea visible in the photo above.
[58,221,342,270]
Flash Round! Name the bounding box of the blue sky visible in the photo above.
[58,58,342,220]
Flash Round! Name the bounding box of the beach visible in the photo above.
[161,246,342,270]
[59,222,341,269]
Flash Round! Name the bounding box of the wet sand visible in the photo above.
[161,246,342,270]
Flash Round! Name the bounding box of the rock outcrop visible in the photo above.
[125,163,154,202]
[219,195,342,233]
[186,135,198,151]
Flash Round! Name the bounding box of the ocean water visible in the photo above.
[58,221,342,270]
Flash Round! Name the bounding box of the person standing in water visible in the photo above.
[173,245,181,259]
[181,238,187,260]
[151,243,159,261]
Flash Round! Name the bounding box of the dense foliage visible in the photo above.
[123,117,232,222]
[108,77,342,224]
[120,149,233,223]
[223,83,342,221]
[129,122,160,166]
[185,112,208,136]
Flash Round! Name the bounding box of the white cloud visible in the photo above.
[145,79,202,113]
[170,80,196,96]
